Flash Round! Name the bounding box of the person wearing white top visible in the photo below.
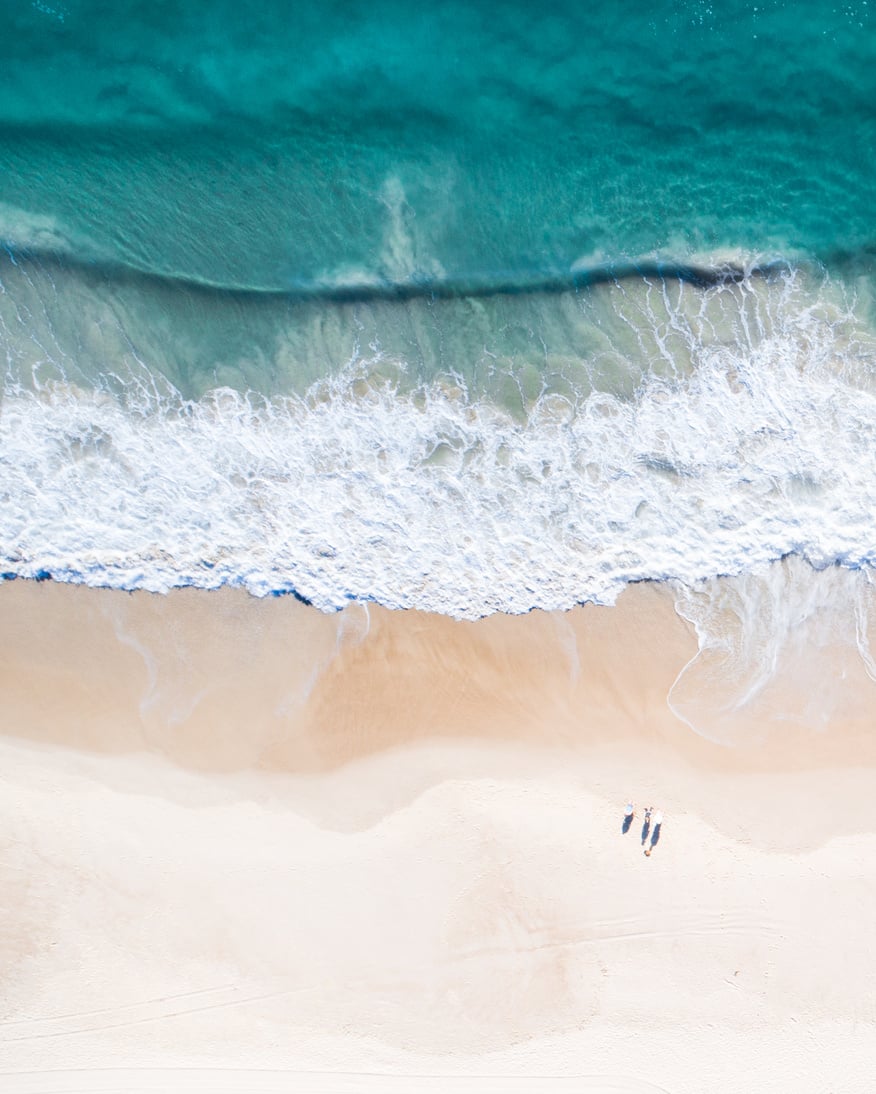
[644,810,664,856]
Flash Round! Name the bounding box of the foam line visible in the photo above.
[0,244,790,304]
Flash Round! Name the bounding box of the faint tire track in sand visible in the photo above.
[0,985,318,1044]
[0,1070,675,1093]
[447,905,782,965]
[0,986,235,1031]
[0,905,781,1044]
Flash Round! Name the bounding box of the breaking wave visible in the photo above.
[3,266,876,618]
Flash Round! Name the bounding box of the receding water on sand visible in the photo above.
[4,565,876,760]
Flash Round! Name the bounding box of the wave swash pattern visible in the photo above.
[3,264,876,618]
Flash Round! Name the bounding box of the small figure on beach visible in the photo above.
[644,810,663,856]
[622,801,634,834]
[641,806,652,846]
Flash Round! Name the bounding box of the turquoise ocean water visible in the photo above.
[2,1,876,623]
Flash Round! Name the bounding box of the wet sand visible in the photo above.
[2,578,876,1092]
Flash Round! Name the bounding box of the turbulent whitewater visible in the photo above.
[3,260,876,617]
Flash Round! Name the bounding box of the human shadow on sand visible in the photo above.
[622,813,634,834]
[641,818,651,846]
[644,822,663,857]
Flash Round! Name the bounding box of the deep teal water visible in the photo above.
[1,1,874,293]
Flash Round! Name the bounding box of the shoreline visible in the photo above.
[3,573,876,771]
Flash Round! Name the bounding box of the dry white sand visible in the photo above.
[2,580,876,1093]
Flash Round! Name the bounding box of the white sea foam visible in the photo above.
[2,269,876,618]
[668,557,876,744]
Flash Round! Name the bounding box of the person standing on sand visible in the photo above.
[644,810,663,856]
[641,806,652,846]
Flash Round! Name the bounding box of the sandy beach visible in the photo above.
[2,577,876,1093]
[4,5,876,1093]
